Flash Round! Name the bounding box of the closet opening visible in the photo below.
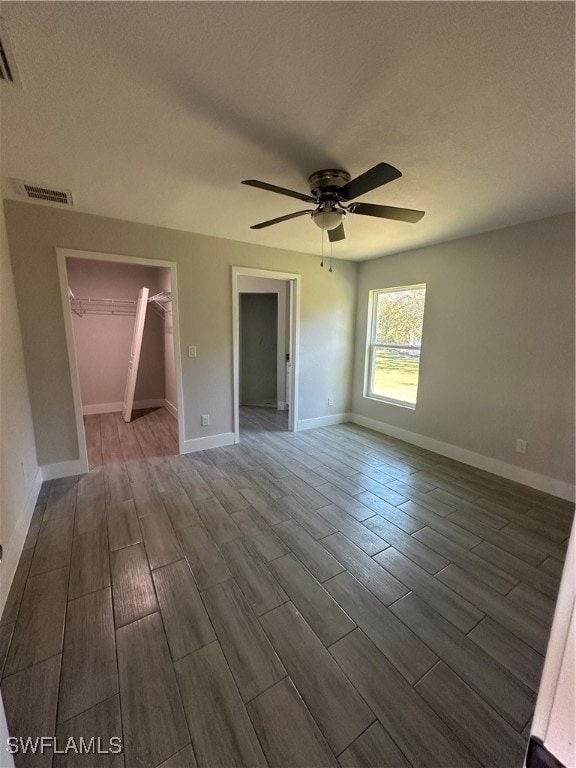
[58,250,184,469]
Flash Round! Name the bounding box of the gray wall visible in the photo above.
[240,293,278,407]
[353,213,575,485]
[4,200,358,465]
[0,206,38,615]
[66,258,166,407]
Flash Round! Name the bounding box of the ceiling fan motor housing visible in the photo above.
[308,169,351,197]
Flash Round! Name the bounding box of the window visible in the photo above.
[365,284,426,408]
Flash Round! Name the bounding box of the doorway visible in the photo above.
[232,267,300,442]
[57,249,185,471]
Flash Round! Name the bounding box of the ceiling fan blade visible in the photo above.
[338,163,402,201]
[250,210,313,229]
[351,202,425,223]
[242,179,315,203]
[328,222,346,242]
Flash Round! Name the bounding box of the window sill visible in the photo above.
[363,394,417,410]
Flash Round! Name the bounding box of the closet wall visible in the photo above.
[66,258,168,412]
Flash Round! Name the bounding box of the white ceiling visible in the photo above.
[1,1,574,261]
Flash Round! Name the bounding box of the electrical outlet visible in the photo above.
[328,397,334,407]
[201,414,210,426]
[515,439,527,454]
[188,345,197,358]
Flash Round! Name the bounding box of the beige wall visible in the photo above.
[66,258,166,407]
[353,213,575,485]
[0,205,39,616]
[4,201,357,465]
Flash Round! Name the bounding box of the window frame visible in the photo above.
[364,283,426,409]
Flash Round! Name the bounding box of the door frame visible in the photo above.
[232,266,301,442]
[56,247,186,471]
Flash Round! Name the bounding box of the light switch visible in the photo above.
[188,345,197,358]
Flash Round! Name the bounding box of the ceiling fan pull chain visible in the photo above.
[329,239,333,273]
[320,228,324,268]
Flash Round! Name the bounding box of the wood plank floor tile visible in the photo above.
[391,592,534,730]
[175,642,267,768]
[194,497,242,544]
[1,655,61,768]
[315,484,375,521]
[117,613,189,768]
[270,553,355,646]
[1,548,33,625]
[472,540,560,598]
[29,516,74,577]
[73,491,105,536]
[5,567,68,676]
[317,505,387,555]
[152,559,215,660]
[161,487,201,530]
[324,571,437,684]
[354,491,423,532]
[110,543,158,627]
[364,514,448,574]
[338,722,412,768]
[413,527,518,594]
[260,602,374,755]
[140,508,183,569]
[231,507,289,561]
[155,745,196,768]
[68,521,110,599]
[176,524,231,591]
[436,564,549,654]
[468,616,544,693]
[107,499,142,551]
[375,548,483,633]
[44,477,78,522]
[322,533,408,605]
[538,555,565,579]
[186,451,225,481]
[415,662,527,768]
[0,623,14,677]
[330,629,482,768]
[55,695,123,768]
[274,474,331,510]
[207,477,251,513]
[276,495,337,539]
[58,589,118,723]
[398,501,483,549]
[275,521,344,582]
[507,582,557,625]
[202,579,286,702]
[246,468,287,499]
[247,677,339,767]
[220,537,288,616]
[238,486,291,525]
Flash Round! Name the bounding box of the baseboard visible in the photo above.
[82,398,167,415]
[298,413,352,431]
[41,458,88,481]
[351,414,576,502]
[0,466,42,619]
[277,401,288,412]
[164,399,178,419]
[183,432,235,454]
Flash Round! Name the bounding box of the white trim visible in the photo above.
[0,467,42,619]
[351,414,576,502]
[56,247,186,458]
[82,398,167,415]
[164,399,178,419]
[56,252,90,474]
[183,432,235,454]
[41,459,87,481]
[277,401,288,412]
[298,413,352,431]
[232,267,301,443]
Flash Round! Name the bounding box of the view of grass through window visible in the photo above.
[368,285,426,406]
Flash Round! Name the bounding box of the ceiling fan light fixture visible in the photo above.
[312,208,344,231]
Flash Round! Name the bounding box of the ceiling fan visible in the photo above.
[242,162,425,242]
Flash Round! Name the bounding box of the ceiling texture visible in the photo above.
[1,1,574,261]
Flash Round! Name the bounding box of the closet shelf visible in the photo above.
[69,290,172,317]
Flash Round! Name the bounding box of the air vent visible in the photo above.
[0,18,22,86]
[14,179,74,205]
